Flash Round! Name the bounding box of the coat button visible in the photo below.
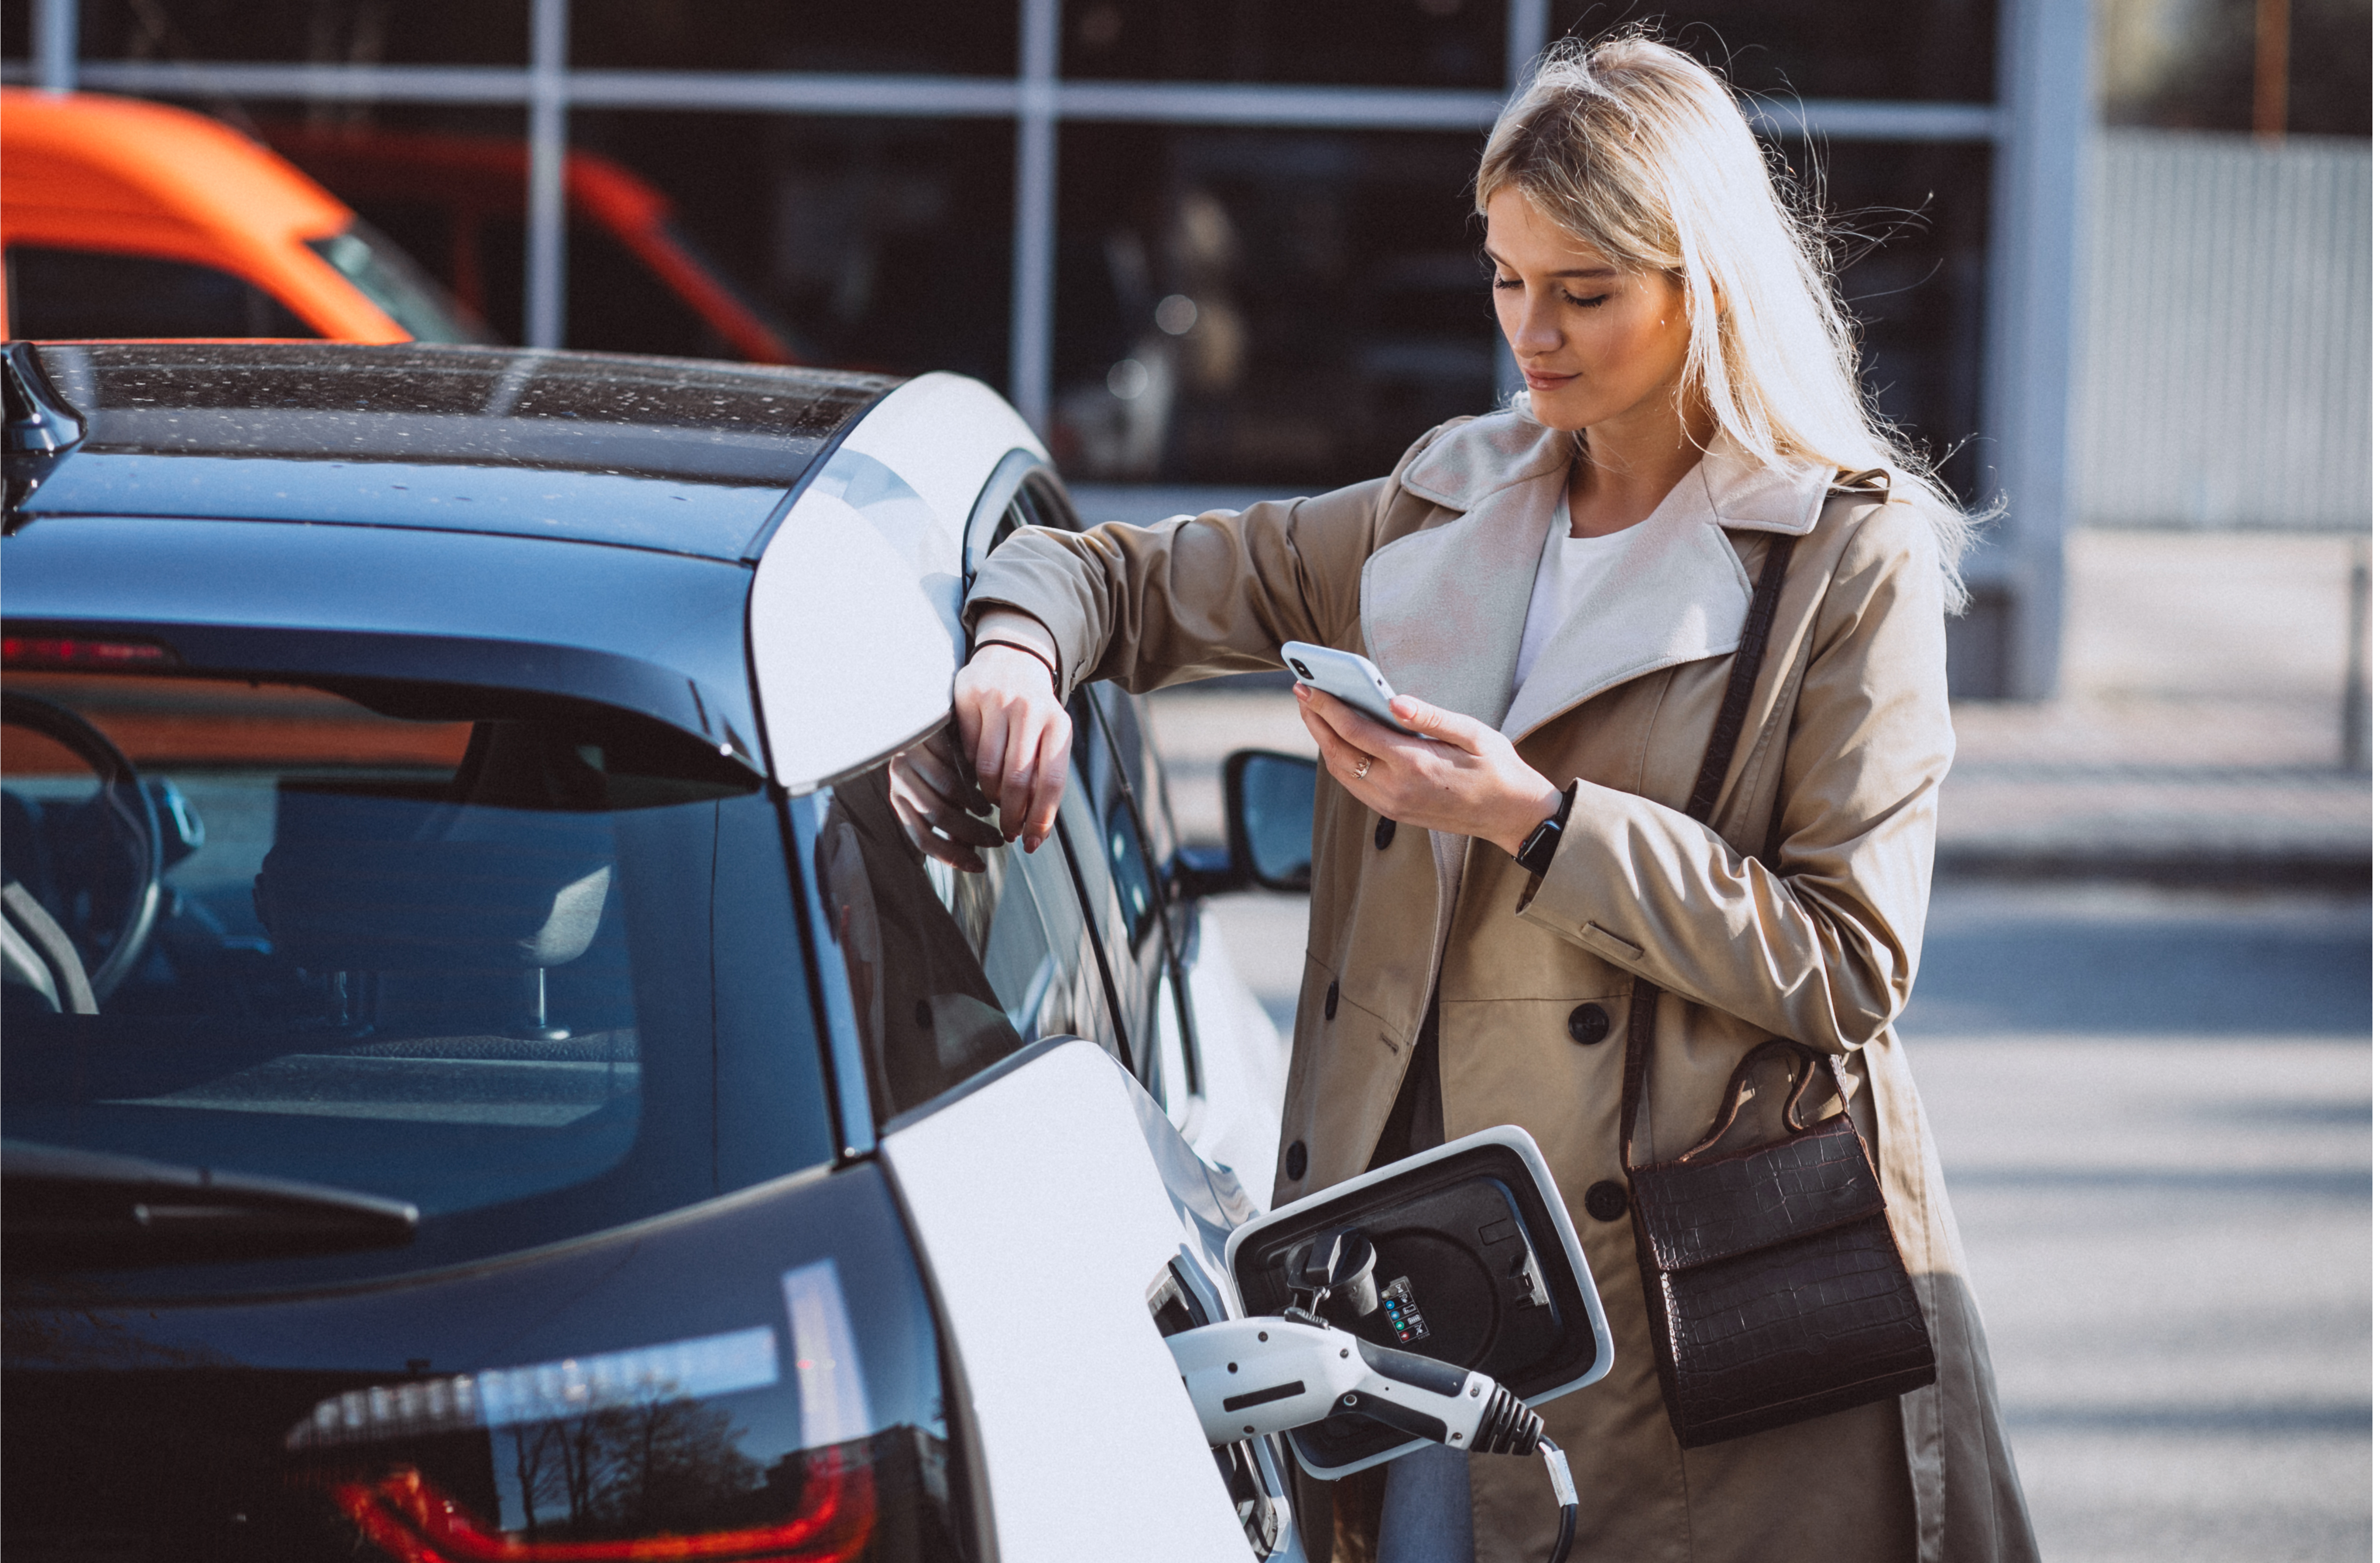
[1566,1003,1610,1046]
[1373,817,1396,850]
[1286,1140,1308,1180]
[1584,1181,1629,1222]
[1324,981,1339,1021]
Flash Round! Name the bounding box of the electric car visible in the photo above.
[0,340,1317,1561]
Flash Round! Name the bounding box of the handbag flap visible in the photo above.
[1631,1115,1888,1272]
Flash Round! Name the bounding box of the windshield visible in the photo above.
[1,669,832,1289]
[306,220,494,345]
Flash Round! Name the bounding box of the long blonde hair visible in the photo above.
[1477,33,1977,607]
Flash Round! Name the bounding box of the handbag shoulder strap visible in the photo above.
[1622,528,1800,1170]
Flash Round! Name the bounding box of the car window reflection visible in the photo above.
[813,760,1122,1121]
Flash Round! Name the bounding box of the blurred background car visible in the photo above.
[257,120,808,362]
[0,89,803,362]
[0,86,484,342]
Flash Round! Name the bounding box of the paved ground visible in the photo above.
[1903,882,2371,1563]
[1941,532,2369,882]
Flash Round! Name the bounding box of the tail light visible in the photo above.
[329,1450,873,1563]
[1,636,176,669]
[294,1262,889,1563]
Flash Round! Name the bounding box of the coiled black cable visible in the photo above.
[1470,1389,1574,1561]
[1538,1435,1578,1563]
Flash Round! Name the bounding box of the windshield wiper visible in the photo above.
[2,1140,418,1269]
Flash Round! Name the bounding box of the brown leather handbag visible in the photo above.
[1619,481,1938,1449]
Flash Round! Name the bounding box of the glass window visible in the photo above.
[305,220,490,344]
[1053,125,1496,489]
[1093,682,1180,913]
[78,0,529,66]
[808,757,1121,1123]
[571,0,1018,76]
[1079,692,1166,955]
[566,109,1014,377]
[241,103,534,343]
[2100,0,2371,135]
[5,247,320,341]
[1636,3,1998,104]
[1074,689,1190,1097]
[1797,138,1995,504]
[1061,0,1507,88]
[0,670,832,1288]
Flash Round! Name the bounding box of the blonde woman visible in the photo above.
[910,33,2038,1563]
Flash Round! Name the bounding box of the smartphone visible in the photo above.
[1281,641,1415,734]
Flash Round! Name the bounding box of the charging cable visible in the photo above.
[1537,1435,1577,1563]
[1167,1314,1578,1563]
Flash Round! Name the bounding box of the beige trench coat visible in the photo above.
[966,412,2039,1563]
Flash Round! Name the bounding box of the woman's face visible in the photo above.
[1483,185,1693,437]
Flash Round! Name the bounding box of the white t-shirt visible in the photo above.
[1512,497,1636,696]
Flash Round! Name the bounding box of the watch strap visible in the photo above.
[1514,784,1577,877]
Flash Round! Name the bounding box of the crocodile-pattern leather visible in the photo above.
[1632,1116,1888,1271]
[1616,502,1936,1449]
[1630,1119,1936,1447]
[1644,1202,1938,1446]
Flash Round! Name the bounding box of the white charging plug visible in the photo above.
[1164,1313,1544,1454]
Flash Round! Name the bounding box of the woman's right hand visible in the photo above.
[952,645,1072,853]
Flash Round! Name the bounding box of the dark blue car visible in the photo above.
[0,341,1310,1562]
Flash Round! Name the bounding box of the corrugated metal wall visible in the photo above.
[2075,129,2372,531]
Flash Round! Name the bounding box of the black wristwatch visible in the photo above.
[1513,784,1576,877]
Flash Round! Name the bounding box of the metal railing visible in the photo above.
[2074,129,2373,532]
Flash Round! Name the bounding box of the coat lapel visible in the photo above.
[1359,416,1569,731]
[1361,416,1835,746]
[1355,416,1834,950]
[1497,434,1833,742]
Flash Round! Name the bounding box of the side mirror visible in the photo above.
[1221,1126,1612,1478]
[1223,749,1316,893]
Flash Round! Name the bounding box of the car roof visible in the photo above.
[3,342,1049,792]
[16,342,896,560]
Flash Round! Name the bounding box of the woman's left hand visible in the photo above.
[1295,686,1566,858]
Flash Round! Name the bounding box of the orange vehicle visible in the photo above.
[0,88,481,343]
[262,124,803,364]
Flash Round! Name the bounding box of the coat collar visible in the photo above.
[1362,414,1832,743]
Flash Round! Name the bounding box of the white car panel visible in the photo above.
[1178,907,1292,1212]
[837,372,1046,539]
[749,484,958,791]
[880,1039,1255,1562]
[749,372,1045,794]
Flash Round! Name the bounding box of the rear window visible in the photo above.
[2,670,834,1288]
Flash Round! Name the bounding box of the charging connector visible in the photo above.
[1166,1315,1577,1563]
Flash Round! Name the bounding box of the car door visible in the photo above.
[796,446,1304,1559]
[964,465,1288,1173]
[791,746,1304,1561]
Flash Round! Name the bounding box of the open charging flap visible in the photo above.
[1223,1125,1613,1478]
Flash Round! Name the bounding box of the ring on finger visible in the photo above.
[1351,755,1373,781]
